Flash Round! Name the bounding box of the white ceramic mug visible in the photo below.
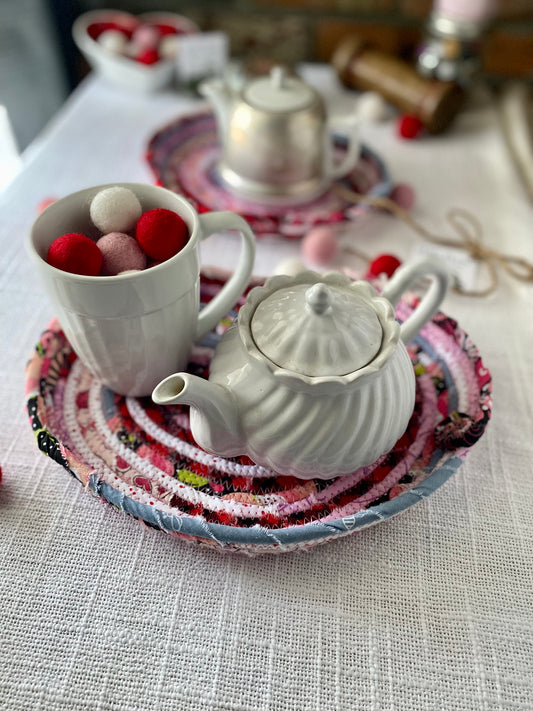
[28,182,256,396]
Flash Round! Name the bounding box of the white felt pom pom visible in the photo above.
[159,35,180,60]
[90,187,143,234]
[97,29,128,54]
[124,40,141,58]
[273,258,307,276]
[356,91,390,122]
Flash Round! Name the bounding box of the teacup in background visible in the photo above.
[28,182,256,396]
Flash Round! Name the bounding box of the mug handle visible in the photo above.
[196,211,256,340]
[326,114,360,181]
[380,258,451,344]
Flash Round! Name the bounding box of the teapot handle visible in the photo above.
[380,258,451,344]
[326,114,360,181]
[196,212,256,340]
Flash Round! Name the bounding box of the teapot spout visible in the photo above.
[152,373,244,457]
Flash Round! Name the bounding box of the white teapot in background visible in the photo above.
[153,259,450,480]
[199,66,360,204]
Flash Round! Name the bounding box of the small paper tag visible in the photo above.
[410,243,479,292]
[176,32,229,81]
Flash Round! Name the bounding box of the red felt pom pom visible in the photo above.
[87,21,128,40]
[397,114,424,139]
[367,254,401,279]
[37,197,57,213]
[153,23,179,36]
[136,48,160,65]
[135,208,188,261]
[47,233,103,276]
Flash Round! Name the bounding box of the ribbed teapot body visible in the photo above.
[195,323,415,480]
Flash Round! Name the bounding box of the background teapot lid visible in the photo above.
[250,281,383,377]
[244,66,317,113]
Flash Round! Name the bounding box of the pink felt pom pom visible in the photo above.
[97,232,147,275]
[390,183,416,211]
[132,25,161,49]
[301,226,339,265]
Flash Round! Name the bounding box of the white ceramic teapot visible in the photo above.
[152,259,450,480]
[200,66,360,203]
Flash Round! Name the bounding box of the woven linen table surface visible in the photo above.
[1,67,533,710]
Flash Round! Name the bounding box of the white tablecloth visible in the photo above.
[1,67,532,710]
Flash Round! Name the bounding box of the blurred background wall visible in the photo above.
[2,0,533,151]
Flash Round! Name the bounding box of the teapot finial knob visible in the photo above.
[305,283,332,315]
[270,66,287,90]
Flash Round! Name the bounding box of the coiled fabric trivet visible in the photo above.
[25,272,492,554]
[145,110,393,239]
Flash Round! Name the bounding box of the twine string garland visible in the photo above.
[334,184,533,296]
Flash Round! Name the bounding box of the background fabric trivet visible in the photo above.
[145,110,394,238]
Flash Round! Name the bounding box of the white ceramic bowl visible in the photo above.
[72,9,199,92]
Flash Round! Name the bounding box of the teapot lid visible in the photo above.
[244,66,316,113]
[250,280,384,377]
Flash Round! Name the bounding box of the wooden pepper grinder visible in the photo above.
[332,34,464,133]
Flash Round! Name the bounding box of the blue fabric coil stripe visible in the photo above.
[88,456,463,549]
